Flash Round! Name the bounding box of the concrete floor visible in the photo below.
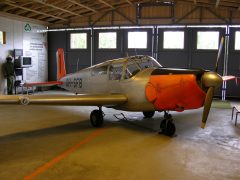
[0,94,240,179]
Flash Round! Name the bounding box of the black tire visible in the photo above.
[160,119,176,136]
[90,110,103,127]
[160,119,167,129]
[165,121,176,136]
[143,111,155,118]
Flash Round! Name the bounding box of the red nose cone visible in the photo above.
[145,74,206,111]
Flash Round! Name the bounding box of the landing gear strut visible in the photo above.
[159,111,176,136]
[90,106,104,127]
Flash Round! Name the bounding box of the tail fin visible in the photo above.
[56,48,66,80]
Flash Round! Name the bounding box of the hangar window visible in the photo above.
[0,31,6,44]
[197,31,219,50]
[70,33,87,49]
[99,32,117,49]
[0,31,3,44]
[235,31,240,50]
[163,31,184,49]
[128,31,147,49]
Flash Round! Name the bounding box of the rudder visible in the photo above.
[56,48,66,80]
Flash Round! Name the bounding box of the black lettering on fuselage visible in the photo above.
[66,77,83,88]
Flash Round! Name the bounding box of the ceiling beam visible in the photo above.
[3,0,68,21]
[15,2,42,15]
[98,0,115,9]
[68,0,98,13]
[115,9,136,25]
[193,0,197,4]
[174,6,199,24]
[91,11,110,26]
[32,0,83,17]
[216,0,220,8]
[0,11,50,26]
[205,7,229,24]
[177,0,239,11]
[1,5,16,12]
[125,0,133,5]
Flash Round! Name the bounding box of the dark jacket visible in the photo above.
[2,61,15,78]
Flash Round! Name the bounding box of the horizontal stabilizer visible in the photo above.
[0,94,127,106]
[23,81,63,87]
[222,75,236,81]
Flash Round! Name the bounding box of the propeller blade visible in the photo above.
[215,36,225,72]
[201,87,214,129]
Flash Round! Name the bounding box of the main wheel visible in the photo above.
[160,119,176,136]
[90,110,103,127]
[160,119,167,129]
[143,111,155,118]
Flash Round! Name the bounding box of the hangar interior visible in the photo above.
[0,0,240,179]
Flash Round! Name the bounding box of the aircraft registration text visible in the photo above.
[66,78,82,88]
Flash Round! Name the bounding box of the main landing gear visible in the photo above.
[159,111,176,136]
[90,108,176,136]
[90,107,104,127]
[143,110,176,136]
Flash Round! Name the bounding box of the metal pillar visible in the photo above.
[222,26,230,101]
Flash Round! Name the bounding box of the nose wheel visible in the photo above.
[90,107,104,127]
[159,112,176,136]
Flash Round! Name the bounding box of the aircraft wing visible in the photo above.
[23,81,63,87]
[0,94,127,106]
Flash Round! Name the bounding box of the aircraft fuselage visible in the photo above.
[59,56,207,112]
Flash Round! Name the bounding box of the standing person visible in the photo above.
[2,55,15,95]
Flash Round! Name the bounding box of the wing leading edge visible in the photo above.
[0,94,127,106]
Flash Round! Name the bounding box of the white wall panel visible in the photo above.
[0,17,47,94]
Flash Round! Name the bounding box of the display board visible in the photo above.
[23,23,48,82]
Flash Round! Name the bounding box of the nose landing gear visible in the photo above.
[159,112,176,136]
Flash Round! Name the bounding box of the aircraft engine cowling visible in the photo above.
[145,74,206,112]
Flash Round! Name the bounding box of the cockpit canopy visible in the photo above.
[91,55,162,80]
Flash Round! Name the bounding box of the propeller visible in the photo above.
[201,86,214,128]
[215,36,225,72]
[200,36,225,129]
[201,72,223,128]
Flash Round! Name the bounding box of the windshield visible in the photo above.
[125,56,161,78]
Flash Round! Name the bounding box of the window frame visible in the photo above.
[68,30,90,51]
[158,28,187,52]
[0,31,6,45]
[234,31,240,51]
[91,65,108,76]
[123,28,152,52]
[196,31,220,50]
[98,32,117,49]
[109,62,124,81]
[95,30,120,52]
[163,30,185,50]
[70,32,87,49]
[127,31,148,49]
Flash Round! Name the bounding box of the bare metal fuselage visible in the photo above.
[60,67,156,112]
